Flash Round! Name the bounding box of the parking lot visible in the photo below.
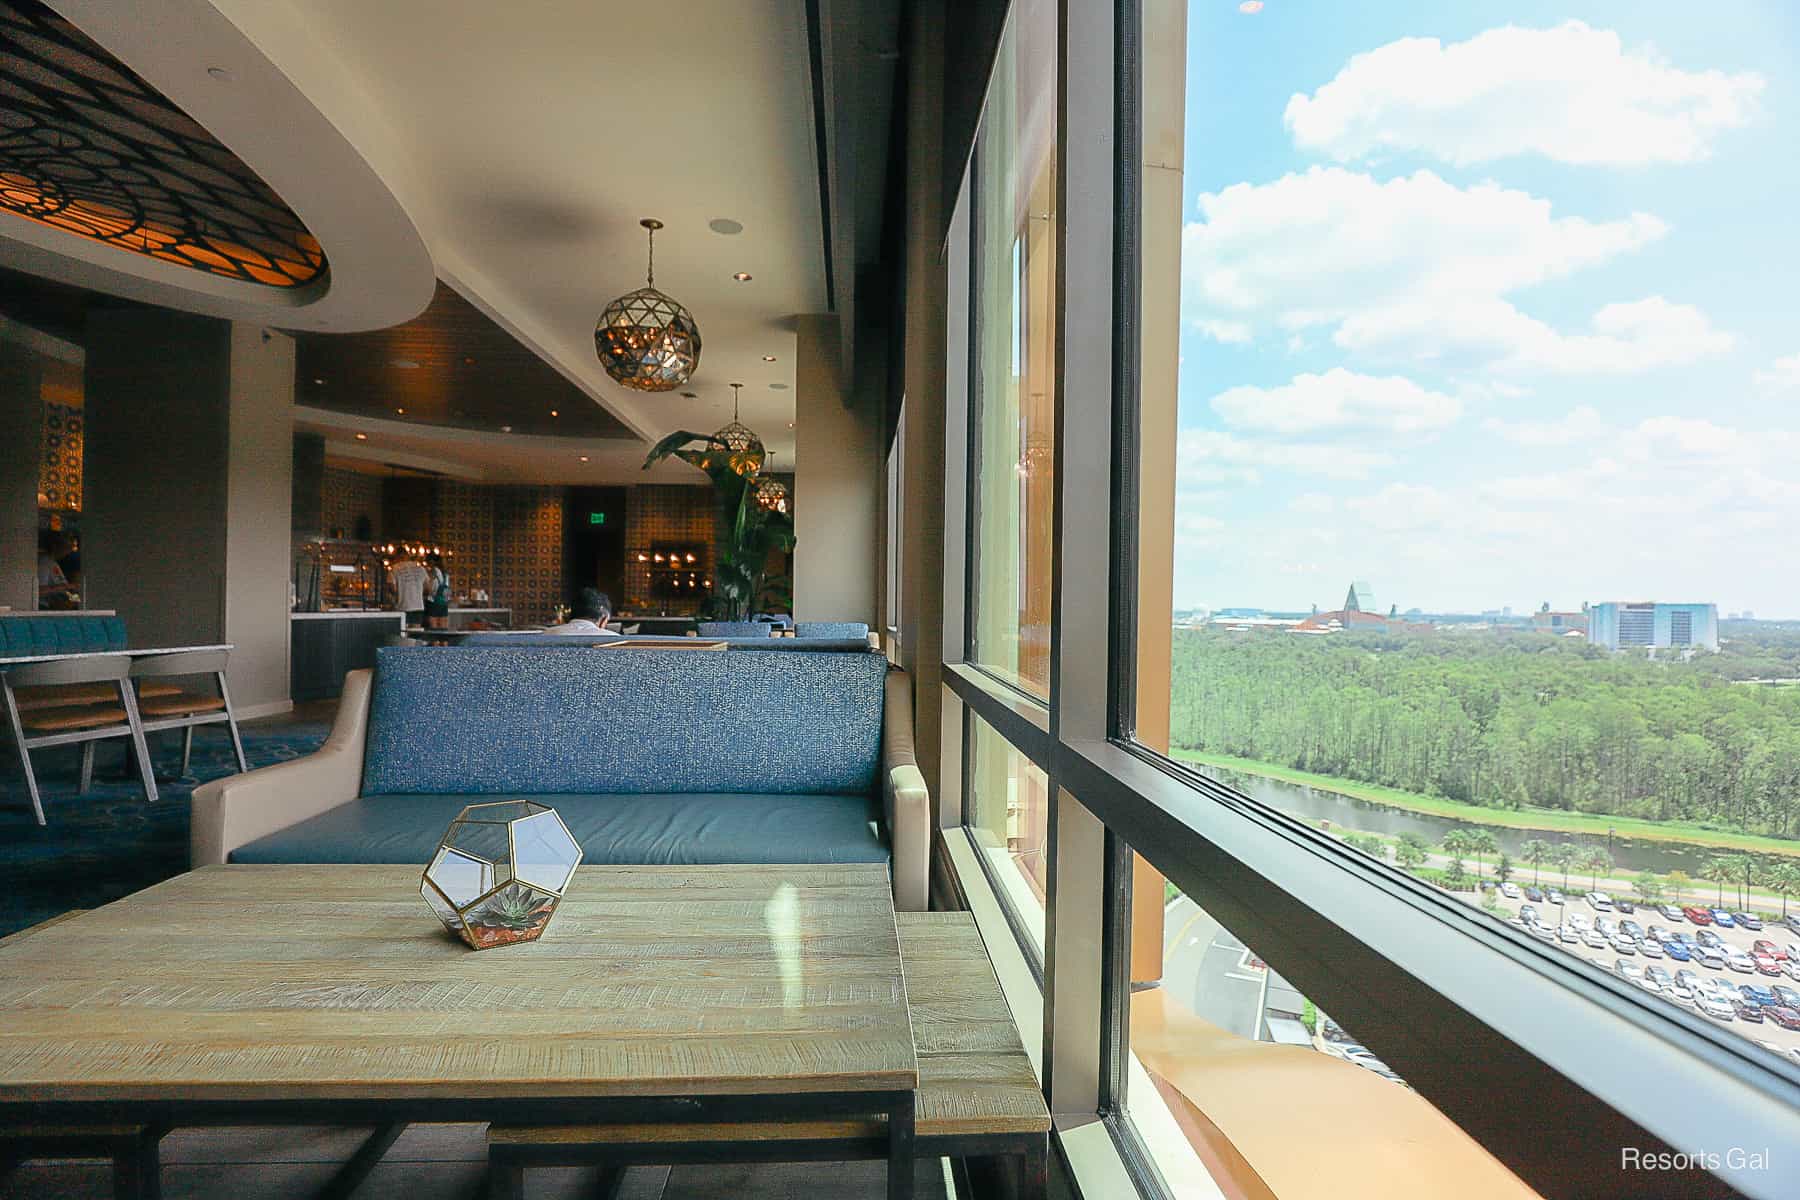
[1477,887,1800,1065]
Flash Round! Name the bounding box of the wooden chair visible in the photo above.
[128,650,247,778]
[1,655,157,825]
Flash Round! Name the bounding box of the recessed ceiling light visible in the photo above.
[732,272,752,282]
[709,218,744,235]
[550,410,559,417]
[354,433,367,440]
[579,455,590,462]
[312,377,325,385]
[762,355,777,362]
[396,407,405,415]
[500,425,513,433]
[463,356,476,365]
[390,357,419,369]
[787,421,795,429]
[769,382,789,390]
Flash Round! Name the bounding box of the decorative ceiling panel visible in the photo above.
[0,0,325,287]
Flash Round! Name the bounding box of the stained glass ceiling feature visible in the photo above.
[0,0,325,288]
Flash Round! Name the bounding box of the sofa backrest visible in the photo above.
[794,621,870,640]
[362,645,887,797]
[0,614,127,656]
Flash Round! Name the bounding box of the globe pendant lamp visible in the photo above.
[595,218,701,391]
[754,450,789,514]
[712,382,766,477]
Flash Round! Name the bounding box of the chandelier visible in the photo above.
[595,218,701,391]
[754,450,789,514]
[711,383,766,477]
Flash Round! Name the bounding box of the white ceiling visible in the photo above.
[206,0,825,470]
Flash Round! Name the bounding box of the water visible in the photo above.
[1205,765,1772,880]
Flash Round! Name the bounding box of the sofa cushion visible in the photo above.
[362,646,887,797]
[0,615,127,656]
[227,792,889,867]
[793,622,870,640]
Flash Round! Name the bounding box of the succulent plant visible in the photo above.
[477,884,546,931]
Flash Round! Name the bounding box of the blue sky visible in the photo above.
[1172,3,1800,618]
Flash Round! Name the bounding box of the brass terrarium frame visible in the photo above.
[421,800,583,950]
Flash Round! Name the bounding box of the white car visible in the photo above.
[1698,993,1737,1022]
[1567,913,1592,933]
[1557,925,1580,945]
[1501,882,1521,899]
[1727,950,1757,973]
[1637,938,1664,959]
[1616,960,1645,983]
[1612,934,1638,955]
[1586,891,1615,912]
[1582,929,1609,950]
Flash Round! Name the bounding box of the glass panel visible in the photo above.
[1134,0,1800,1066]
[968,0,1057,698]
[966,712,1049,951]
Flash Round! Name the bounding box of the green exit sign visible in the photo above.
[589,512,606,526]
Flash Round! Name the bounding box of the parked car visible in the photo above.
[1787,942,1800,963]
[1615,960,1645,983]
[1752,939,1786,961]
[1764,1006,1800,1031]
[1645,924,1668,943]
[1500,882,1521,899]
[1785,913,1800,936]
[1784,960,1800,983]
[1659,904,1686,922]
[1546,889,1565,906]
[1582,929,1608,950]
[1519,904,1538,924]
[1676,969,1703,993]
[1614,898,1635,914]
[1612,934,1638,956]
[1585,891,1613,912]
[1733,1000,1765,1023]
[1753,955,1782,977]
[1557,925,1580,945]
[1727,950,1757,973]
[1711,909,1736,928]
[1773,984,1800,1009]
[1529,922,1556,941]
[1740,983,1778,1008]
[1667,930,1696,947]
[1637,938,1664,959]
[1683,906,1714,925]
[1663,940,1692,963]
[1735,912,1763,931]
[1524,886,1544,902]
[1567,912,1591,932]
[1620,919,1645,942]
[1696,929,1725,951]
[1646,966,1674,990]
[1697,993,1736,1022]
[1695,946,1728,970]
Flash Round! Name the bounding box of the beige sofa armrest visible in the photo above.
[883,667,930,911]
[189,669,374,867]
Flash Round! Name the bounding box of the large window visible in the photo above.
[967,0,1056,699]
[965,710,1049,954]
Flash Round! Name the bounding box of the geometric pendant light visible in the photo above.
[595,218,702,391]
[711,383,766,477]
[754,450,790,514]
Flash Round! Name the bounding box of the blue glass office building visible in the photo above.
[1587,601,1719,652]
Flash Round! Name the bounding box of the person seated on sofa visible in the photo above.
[545,588,621,636]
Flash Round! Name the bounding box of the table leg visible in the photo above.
[487,1161,524,1200]
[888,1091,915,1200]
[1016,1135,1049,1200]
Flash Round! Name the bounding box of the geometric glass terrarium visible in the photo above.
[421,800,582,950]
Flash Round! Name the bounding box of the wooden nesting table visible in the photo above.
[0,863,921,1200]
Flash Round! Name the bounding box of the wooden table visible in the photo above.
[0,863,920,1199]
[0,643,233,668]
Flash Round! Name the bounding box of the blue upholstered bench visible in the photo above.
[453,633,873,652]
[0,614,128,656]
[192,646,932,909]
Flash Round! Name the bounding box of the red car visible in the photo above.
[1764,1006,1800,1031]
[1753,939,1788,961]
[1754,954,1782,977]
[1683,906,1714,926]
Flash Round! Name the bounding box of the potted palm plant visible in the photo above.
[643,432,795,621]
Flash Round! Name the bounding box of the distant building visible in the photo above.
[1588,602,1718,652]
[1531,610,1589,636]
[1343,581,1376,613]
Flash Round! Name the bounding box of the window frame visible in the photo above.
[927,1,1800,1198]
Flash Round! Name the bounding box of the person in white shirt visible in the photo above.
[545,588,622,636]
[390,557,429,624]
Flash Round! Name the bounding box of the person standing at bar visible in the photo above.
[37,531,76,609]
[423,553,451,630]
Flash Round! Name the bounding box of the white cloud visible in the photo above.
[1754,353,1800,392]
[1210,369,1459,436]
[1482,405,1606,446]
[1285,22,1764,166]
[1183,167,1732,373]
[1174,512,1227,548]
[1178,427,1393,486]
[1194,318,1252,344]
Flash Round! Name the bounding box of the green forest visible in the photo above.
[1169,624,1800,842]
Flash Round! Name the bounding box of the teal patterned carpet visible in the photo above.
[0,719,328,936]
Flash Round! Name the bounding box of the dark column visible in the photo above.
[0,339,42,612]
[292,431,325,537]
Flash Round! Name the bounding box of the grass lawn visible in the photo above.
[1174,749,1800,859]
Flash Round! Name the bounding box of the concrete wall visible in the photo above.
[0,338,42,612]
[793,312,882,626]
[224,324,294,714]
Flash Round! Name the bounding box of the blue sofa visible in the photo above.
[0,613,128,655]
[192,645,931,908]
[455,633,872,652]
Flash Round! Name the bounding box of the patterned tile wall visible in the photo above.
[39,401,82,511]
[431,480,494,599]
[491,485,565,624]
[623,485,718,616]
[320,467,383,540]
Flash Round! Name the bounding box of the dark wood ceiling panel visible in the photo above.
[288,281,635,439]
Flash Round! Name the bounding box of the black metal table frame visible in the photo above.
[0,1089,918,1200]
